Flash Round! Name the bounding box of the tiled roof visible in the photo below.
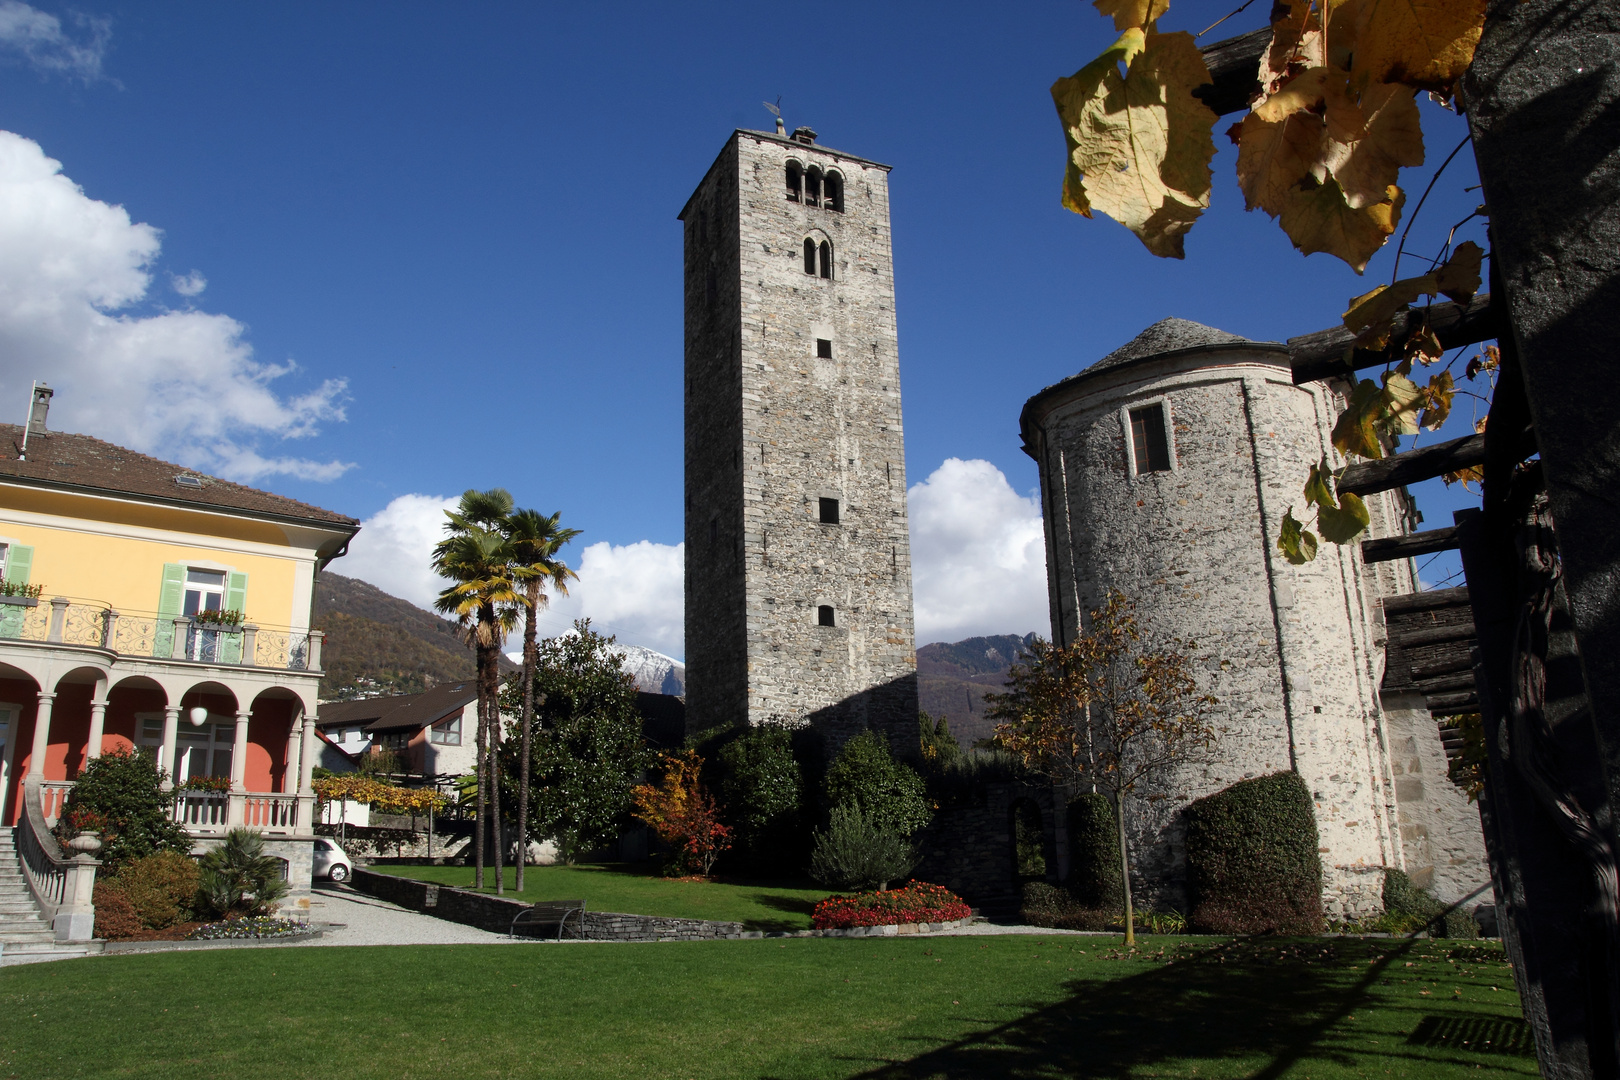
[316,681,477,733]
[0,424,358,528]
[1090,318,1258,373]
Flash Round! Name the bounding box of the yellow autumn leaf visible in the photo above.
[1236,69,1330,216]
[1382,372,1422,435]
[1419,370,1454,430]
[1322,81,1425,210]
[1342,271,1438,335]
[1258,0,1326,102]
[1094,0,1170,32]
[1318,490,1370,543]
[1346,0,1487,95]
[1055,29,1215,259]
[1332,378,1386,459]
[1434,240,1484,302]
[1279,178,1403,273]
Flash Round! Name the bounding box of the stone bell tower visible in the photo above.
[679,125,917,751]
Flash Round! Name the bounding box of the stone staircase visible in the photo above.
[0,830,103,965]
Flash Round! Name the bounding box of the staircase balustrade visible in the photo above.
[15,780,96,941]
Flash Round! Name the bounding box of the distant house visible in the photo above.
[315,682,477,779]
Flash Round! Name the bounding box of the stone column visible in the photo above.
[296,712,318,832]
[286,714,303,795]
[159,706,181,788]
[26,693,54,779]
[85,676,109,761]
[230,710,250,793]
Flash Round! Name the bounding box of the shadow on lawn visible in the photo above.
[812,938,1536,1080]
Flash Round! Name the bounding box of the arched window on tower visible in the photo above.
[823,171,844,212]
[785,162,803,203]
[804,166,823,208]
[818,240,833,280]
[803,238,817,275]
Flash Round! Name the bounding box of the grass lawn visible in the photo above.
[0,935,1534,1079]
[369,861,831,931]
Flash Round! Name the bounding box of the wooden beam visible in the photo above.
[1361,526,1461,564]
[1412,657,1474,680]
[1193,28,1270,117]
[1387,623,1478,648]
[1425,691,1480,714]
[1383,585,1470,614]
[1415,672,1477,694]
[1338,434,1485,497]
[1289,294,1502,385]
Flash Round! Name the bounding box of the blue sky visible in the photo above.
[0,1,1489,657]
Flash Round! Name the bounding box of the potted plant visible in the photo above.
[0,579,43,606]
[178,775,232,794]
[60,807,107,857]
[191,609,245,629]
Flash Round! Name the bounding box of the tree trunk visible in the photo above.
[516,584,539,894]
[491,670,504,895]
[472,617,490,891]
[1115,792,1134,947]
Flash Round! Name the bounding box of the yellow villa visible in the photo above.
[0,388,357,949]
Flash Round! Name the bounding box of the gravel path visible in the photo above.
[290,883,518,947]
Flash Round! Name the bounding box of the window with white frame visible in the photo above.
[430,715,462,745]
[183,568,226,617]
[175,722,234,784]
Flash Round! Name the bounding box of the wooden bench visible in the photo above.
[510,899,586,941]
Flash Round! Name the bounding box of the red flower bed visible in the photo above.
[811,881,972,930]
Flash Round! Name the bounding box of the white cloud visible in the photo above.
[338,494,687,659]
[339,494,459,612]
[170,269,206,297]
[0,129,352,481]
[907,458,1049,645]
[0,1,109,81]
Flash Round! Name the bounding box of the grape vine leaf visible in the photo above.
[1321,81,1425,211]
[1236,68,1330,216]
[1382,373,1423,435]
[1094,0,1169,32]
[1419,370,1454,430]
[1053,29,1216,258]
[1347,0,1488,96]
[1278,178,1404,273]
[1303,456,1338,509]
[1279,508,1319,565]
[1434,240,1484,302]
[1333,378,1387,459]
[1318,491,1371,543]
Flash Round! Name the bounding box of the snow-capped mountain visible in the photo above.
[612,644,686,696]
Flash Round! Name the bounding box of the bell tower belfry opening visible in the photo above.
[679,126,917,751]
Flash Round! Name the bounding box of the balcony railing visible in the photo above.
[42,781,308,838]
[0,596,322,673]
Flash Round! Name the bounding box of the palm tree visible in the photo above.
[432,489,519,891]
[505,508,580,892]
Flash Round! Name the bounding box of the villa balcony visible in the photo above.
[0,595,323,672]
[38,781,308,838]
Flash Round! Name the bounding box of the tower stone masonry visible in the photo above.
[680,127,918,750]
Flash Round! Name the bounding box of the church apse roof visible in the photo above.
[1018,317,1286,459]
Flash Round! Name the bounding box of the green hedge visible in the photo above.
[1185,771,1324,934]
[1066,793,1124,910]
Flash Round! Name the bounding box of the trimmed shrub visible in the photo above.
[1185,771,1325,934]
[1378,869,1479,938]
[90,882,143,940]
[824,730,932,837]
[109,851,200,930]
[812,881,971,929]
[1066,793,1124,910]
[59,748,191,872]
[809,804,917,892]
[1019,881,1115,931]
[716,723,806,875]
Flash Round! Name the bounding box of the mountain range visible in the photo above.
[916,633,1038,746]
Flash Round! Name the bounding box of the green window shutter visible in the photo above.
[4,545,33,584]
[0,545,32,639]
[220,572,248,663]
[154,563,186,657]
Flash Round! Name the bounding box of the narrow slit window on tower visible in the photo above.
[1129,403,1172,474]
[785,162,802,202]
[818,240,833,280]
[815,338,832,359]
[824,171,844,212]
[709,517,718,546]
[803,238,817,275]
[817,605,836,627]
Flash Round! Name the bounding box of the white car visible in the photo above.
[312,837,353,883]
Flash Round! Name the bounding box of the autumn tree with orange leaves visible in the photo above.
[988,591,1216,945]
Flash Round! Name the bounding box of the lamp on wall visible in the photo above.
[188,706,209,727]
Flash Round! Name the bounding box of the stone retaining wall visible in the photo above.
[350,868,744,940]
